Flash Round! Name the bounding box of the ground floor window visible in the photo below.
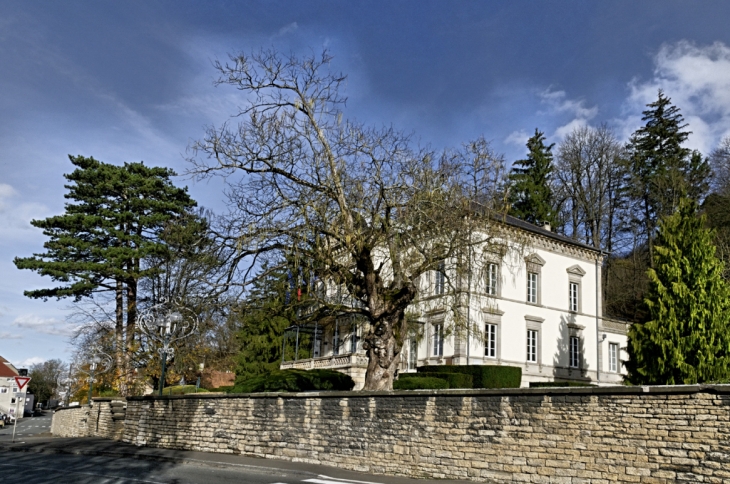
[485,323,497,358]
[433,323,444,357]
[609,342,619,373]
[570,336,581,368]
[408,338,418,370]
[526,329,538,363]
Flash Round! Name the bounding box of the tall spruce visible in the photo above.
[508,129,559,228]
[625,198,730,385]
[625,90,710,266]
[233,264,298,383]
[14,155,196,393]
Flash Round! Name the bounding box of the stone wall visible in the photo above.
[51,405,90,437]
[118,385,730,483]
[52,398,125,440]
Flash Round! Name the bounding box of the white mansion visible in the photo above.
[281,215,629,389]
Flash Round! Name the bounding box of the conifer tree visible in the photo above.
[15,155,196,392]
[625,90,710,265]
[234,264,297,382]
[626,198,730,384]
[508,129,559,228]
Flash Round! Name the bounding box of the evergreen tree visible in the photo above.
[626,198,730,384]
[14,155,196,392]
[234,264,298,382]
[625,90,711,265]
[508,129,559,227]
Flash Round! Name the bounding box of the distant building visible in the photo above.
[281,216,629,389]
[0,355,29,419]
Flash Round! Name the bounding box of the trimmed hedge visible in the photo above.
[417,365,522,389]
[393,376,450,390]
[529,381,593,388]
[399,371,473,389]
[232,369,355,393]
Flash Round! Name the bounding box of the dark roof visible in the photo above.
[499,214,601,253]
[0,356,19,378]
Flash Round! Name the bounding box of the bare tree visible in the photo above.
[710,136,730,196]
[554,124,626,251]
[188,50,507,390]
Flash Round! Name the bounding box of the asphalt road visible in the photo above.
[0,413,52,439]
[0,452,428,484]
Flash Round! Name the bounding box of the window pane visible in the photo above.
[569,282,578,312]
[609,343,618,373]
[527,272,538,303]
[570,336,580,368]
[527,329,537,362]
[486,263,498,295]
[485,323,496,358]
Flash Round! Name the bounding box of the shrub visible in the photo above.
[393,376,449,390]
[161,385,209,395]
[232,369,355,393]
[529,381,593,388]
[417,365,521,388]
[400,371,473,388]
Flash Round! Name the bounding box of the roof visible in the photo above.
[0,356,19,378]
[499,214,602,253]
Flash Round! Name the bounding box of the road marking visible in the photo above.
[0,462,168,483]
[304,476,384,484]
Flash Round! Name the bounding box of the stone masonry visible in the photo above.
[54,386,730,483]
[52,398,125,440]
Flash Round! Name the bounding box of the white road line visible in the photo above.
[0,462,168,483]
[304,476,384,484]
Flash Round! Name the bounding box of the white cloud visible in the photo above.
[0,332,22,340]
[278,22,298,36]
[13,356,45,367]
[539,88,597,142]
[621,40,730,154]
[504,130,529,147]
[13,314,79,337]
[0,182,51,238]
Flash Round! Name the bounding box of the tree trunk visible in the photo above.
[361,313,404,391]
[115,279,126,396]
[125,276,137,392]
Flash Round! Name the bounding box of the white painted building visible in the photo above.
[281,216,629,389]
[0,355,29,419]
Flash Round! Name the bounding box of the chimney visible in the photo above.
[543,222,551,232]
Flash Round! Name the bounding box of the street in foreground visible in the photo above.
[0,438,474,484]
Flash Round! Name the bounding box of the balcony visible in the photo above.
[280,352,369,390]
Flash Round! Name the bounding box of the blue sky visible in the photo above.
[3,1,730,368]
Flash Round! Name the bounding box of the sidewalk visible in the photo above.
[0,436,474,484]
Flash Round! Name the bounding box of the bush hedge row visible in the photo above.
[232,369,355,393]
[393,376,449,390]
[417,365,521,389]
[398,371,473,389]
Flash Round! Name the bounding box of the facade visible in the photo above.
[0,355,28,419]
[281,216,629,389]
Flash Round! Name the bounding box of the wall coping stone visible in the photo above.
[53,404,91,413]
[91,397,126,402]
[124,383,730,401]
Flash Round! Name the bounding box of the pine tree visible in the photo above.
[625,90,711,265]
[14,155,196,392]
[626,198,730,384]
[508,129,559,227]
[233,264,298,382]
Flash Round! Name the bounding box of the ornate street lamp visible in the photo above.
[77,348,112,404]
[138,297,198,396]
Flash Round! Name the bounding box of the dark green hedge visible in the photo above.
[529,381,593,388]
[393,376,450,390]
[417,365,521,388]
[232,369,355,393]
[399,371,473,388]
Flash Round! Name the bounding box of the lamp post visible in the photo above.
[77,348,112,404]
[138,297,198,397]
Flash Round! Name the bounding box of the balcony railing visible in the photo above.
[280,353,369,371]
